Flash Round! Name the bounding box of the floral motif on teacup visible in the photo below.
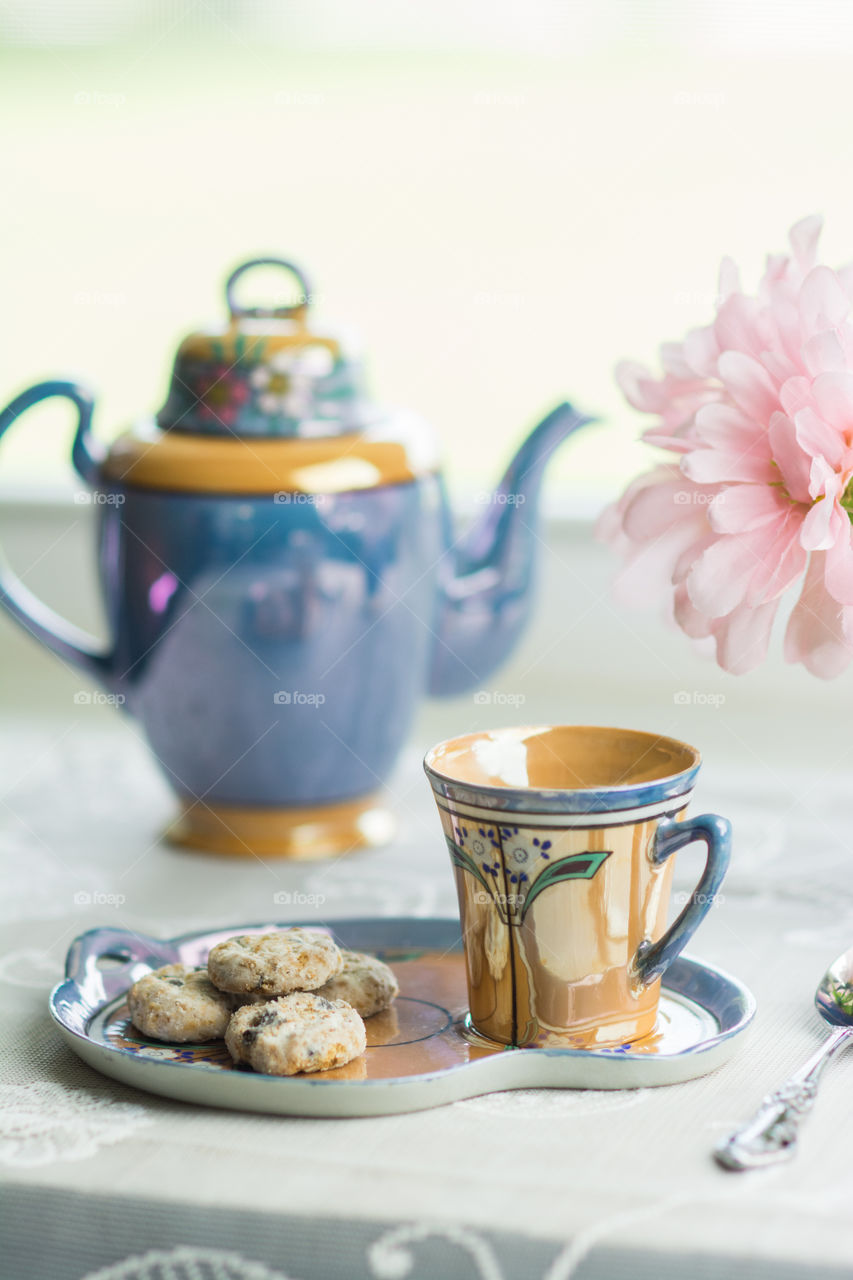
[446,817,610,927]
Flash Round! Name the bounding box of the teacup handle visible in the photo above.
[633,813,732,988]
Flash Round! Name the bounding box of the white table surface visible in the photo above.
[3,708,853,1280]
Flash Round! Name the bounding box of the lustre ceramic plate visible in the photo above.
[50,917,755,1116]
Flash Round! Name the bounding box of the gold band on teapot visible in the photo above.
[101,421,438,494]
[166,792,395,858]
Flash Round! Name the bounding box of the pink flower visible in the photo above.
[189,364,251,427]
[601,216,853,677]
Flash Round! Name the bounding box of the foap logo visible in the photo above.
[473,491,525,506]
[73,289,127,308]
[472,90,526,107]
[273,492,319,505]
[673,690,726,709]
[73,691,126,707]
[73,490,126,506]
[672,88,726,110]
[272,90,327,108]
[73,90,127,107]
[673,889,726,908]
[73,890,126,907]
[673,289,725,309]
[673,490,718,506]
[273,890,327,907]
[473,690,526,707]
[473,290,524,309]
[273,690,326,706]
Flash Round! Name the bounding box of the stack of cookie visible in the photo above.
[127,928,399,1076]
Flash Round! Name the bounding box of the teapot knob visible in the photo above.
[224,257,314,320]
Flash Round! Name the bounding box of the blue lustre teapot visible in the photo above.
[0,259,592,857]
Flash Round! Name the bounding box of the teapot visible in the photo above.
[0,259,592,857]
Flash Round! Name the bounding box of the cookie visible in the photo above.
[314,950,399,1018]
[207,928,342,996]
[128,964,234,1043]
[225,992,366,1075]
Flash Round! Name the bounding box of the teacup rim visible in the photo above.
[423,724,702,815]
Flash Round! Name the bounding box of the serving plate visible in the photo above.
[50,917,755,1116]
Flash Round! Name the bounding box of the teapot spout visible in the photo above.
[429,401,594,697]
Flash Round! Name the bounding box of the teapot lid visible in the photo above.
[157,258,371,438]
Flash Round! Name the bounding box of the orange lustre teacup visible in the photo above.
[424,725,731,1049]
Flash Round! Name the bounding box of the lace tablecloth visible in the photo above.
[3,717,853,1280]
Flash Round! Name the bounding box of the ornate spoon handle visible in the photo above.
[715,1027,852,1171]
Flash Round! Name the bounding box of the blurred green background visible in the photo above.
[2,0,853,510]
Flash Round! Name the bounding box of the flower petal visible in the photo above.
[798,265,850,334]
[761,252,788,290]
[621,472,706,541]
[803,329,846,376]
[681,325,719,378]
[611,525,700,609]
[714,295,763,360]
[713,599,779,674]
[809,454,843,504]
[673,581,715,638]
[681,446,774,485]
[789,215,823,270]
[693,402,761,451]
[768,412,812,503]
[761,349,797,385]
[615,361,665,413]
[823,518,853,605]
[745,514,808,604]
[672,532,716,584]
[717,350,780,422]
[779,375,813,418]
[686,536,760,618]
[837,263,853,301]
[639,426,694,454]
[708,483,790,534]
[784,551,853,678]
[596,466,671,550]
[801,499,839,551]
[766,299,803,373]
[810,371,853,435]
[660,342,694,380]
[793,407,846,469]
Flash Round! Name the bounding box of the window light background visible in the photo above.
[2,0,853,513]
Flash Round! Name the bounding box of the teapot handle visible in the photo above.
[0,380,115,686]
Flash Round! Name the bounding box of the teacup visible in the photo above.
[424,725,731,1049]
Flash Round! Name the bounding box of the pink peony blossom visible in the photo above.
[601,216,853,678]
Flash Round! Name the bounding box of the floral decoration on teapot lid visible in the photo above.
[157,258,371,438]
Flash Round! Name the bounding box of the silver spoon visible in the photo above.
[715,944,853,1171]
